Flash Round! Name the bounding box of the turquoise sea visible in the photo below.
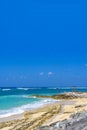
[0,87,87,118]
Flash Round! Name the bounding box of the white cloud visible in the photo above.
[85,64,87,67]
[20,75,23,79]
[48,72,54,76]
[20,75,27,79]
[6,78,9,81]
[40,72,44,76]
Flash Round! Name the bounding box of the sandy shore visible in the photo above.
[42,98,87,126]
[0,103,61,130]
[0,114,24,123]
[0,93,87,130]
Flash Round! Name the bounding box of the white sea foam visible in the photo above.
[22,95,37,98]
[17,87,41,90]
[0,98,58,118]
[17,88,29,90]
[2,89,11,91]
[28,88,41,90]
[48,88,57,89]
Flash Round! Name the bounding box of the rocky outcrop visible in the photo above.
[33,92,87,100]
[36,111,87,130]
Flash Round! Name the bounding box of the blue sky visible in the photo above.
[0,0,87,87]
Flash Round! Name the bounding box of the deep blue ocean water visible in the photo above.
[0,87,87,118]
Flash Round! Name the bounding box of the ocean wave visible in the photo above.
[22,95,37,98]
[48,88,57,89]
[17,87,41,90]
[2,89,11,91]
[27,88,41,90]
[0,98,58,118]
[17,88,29,90]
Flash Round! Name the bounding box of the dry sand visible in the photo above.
[43,98,87,126]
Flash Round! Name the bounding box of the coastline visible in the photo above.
[0,93,87,130]
[0,102,61,130]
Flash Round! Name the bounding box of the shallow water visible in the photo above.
[0,87,87,118]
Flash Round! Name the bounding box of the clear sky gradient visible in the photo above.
[0,0,87,87]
